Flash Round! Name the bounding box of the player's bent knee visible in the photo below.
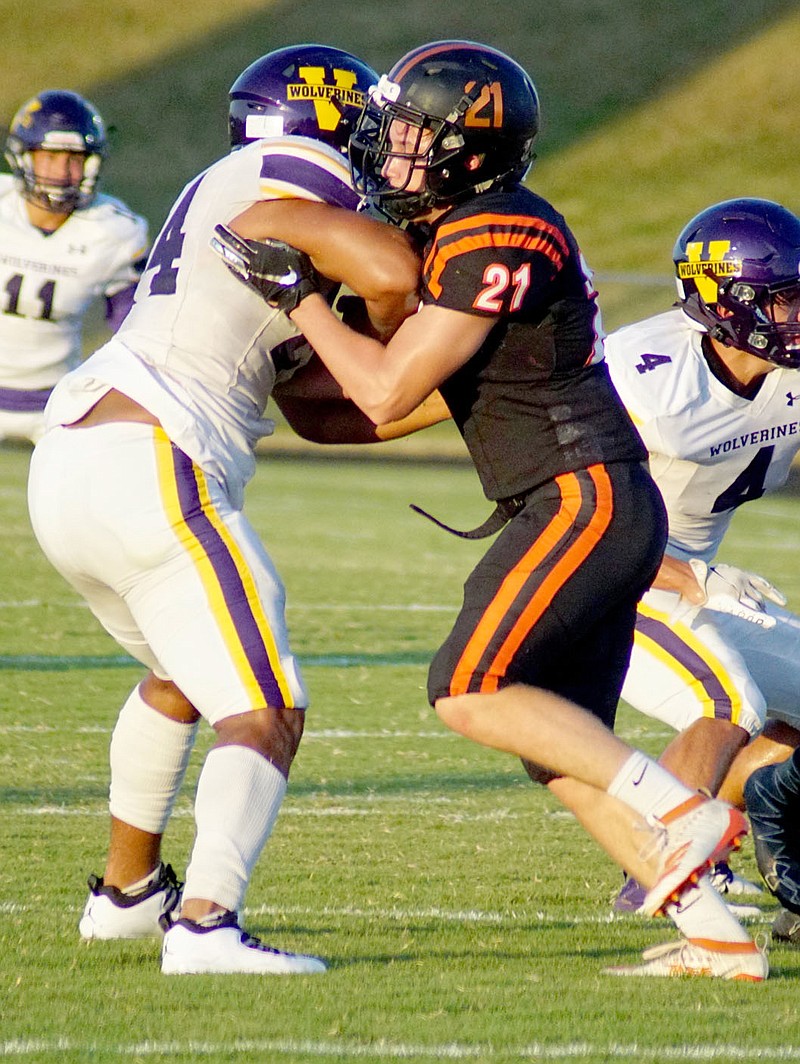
[214,706,305,775]
[435,695,477,737]
[140,673,201,724]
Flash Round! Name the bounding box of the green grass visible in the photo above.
[4,4,800,1056]
[2,443,800,1062]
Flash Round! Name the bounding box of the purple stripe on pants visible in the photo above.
[636,611,733,721]
[0,386,51,413]
[169,443,287,709]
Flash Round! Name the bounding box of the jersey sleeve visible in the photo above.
[258,136,360,210]
[100,206,149,298]
[421,209,571,317]
[603,327,673,456]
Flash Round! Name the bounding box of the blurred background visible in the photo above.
[4,0,799,451]
[6,0,798,324]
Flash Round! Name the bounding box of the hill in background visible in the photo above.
[6,0,798,327]
[4,0,799,454]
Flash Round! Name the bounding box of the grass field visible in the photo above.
[3,442,800,1063]
[4,3,800,1057]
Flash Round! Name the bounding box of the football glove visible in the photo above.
[210,224,319,313]
[674,559,787,629]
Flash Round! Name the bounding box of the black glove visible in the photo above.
[210,223,319,313]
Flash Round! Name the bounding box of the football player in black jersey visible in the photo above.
[249,40,771,978]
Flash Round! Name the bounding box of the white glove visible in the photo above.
[674,559,786,629]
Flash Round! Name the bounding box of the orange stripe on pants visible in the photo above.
[449,466,614,696]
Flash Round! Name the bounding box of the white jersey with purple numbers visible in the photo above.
[605,307,800,736]
[44,136,359,509]
[0,175,147,440]
[605,307,800,562]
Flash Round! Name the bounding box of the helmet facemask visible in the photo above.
[714,277,800,368]
[10,146,102,213]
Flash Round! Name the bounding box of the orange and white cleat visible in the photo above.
[642,795,749,917]
[603,937,768,981]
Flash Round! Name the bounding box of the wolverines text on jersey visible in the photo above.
[0,174,147,396]
[605,307,800,562]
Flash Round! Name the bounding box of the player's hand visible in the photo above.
[676,559,786,629]
[210,224,319,313]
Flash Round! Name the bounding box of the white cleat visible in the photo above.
[161,913,327,975]
[708,861,763,897]
[79,863,182,940]
[642,796,749,917]
[603,937,768,981]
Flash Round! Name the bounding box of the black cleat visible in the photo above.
[772,907,800,946]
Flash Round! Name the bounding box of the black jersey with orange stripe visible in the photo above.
[421,184,646,501]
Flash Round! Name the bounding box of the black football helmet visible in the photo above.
[5,89,107,212]
[348,40,539,220]
[229,44,378,152]
[674,198,800,368]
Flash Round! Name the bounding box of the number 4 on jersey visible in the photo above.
[711,445,773,513]
[146,175,203,296]
[635,352,672,374]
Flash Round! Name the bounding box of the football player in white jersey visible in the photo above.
[604,198,800,932]
[0,90,148,444]
[26,46,441,975]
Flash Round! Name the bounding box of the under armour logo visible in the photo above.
[68,244,88,255]
[787,391,800,406]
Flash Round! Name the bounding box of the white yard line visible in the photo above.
[2,1037,796,1060]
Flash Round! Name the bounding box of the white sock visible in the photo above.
[122,865,162,896]
[183,745,287,914]
[109,685,198,833]
[607,751,696,821]
[666,875,752,945]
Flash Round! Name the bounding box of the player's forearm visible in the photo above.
[374,390,451,439]
[275,390,450,444]
[231,199,420,304]
[290,294,427,424]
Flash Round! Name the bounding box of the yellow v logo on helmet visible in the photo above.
[679,240,740,303]
[288,67,362,132]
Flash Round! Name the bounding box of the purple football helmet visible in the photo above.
[5,89,107,212]
[348,40,539,221]
[228,44,377,152]
[674,198,800,368]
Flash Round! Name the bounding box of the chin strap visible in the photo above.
[409,493,530,539]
